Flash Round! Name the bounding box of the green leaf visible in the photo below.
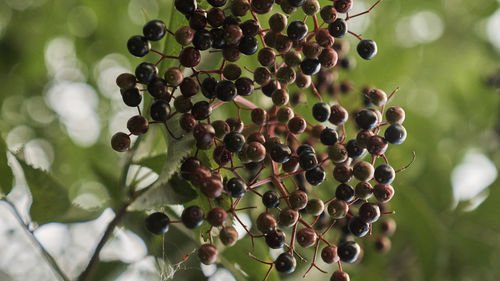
[0,137,14,195]
[151,115,195,190]
[93,261,128,281]
[16,157,72,224]
[134,153,166,175]
[129,174,196,211]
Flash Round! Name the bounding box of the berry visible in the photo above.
[359,203,381,223]
[355,109,379,130]
[386,106,405,124]
[328,18,347,38]
[207,207,227,226]
[320,127,339,145]
[312,102,331,122]
[321,245,339,264]
[289,190,308,210]
[216,80,238,101]
[374,164,395,184]
[145,212,170,235]
[180,157,201,180]
[367,135,388,156]
[287,21,308,41]
[305,166,326,186]
[269,13,287,33]
[327,199,348,219]
[262,191,280,208]
[180,77,199,97]
[226,177,247,197]
[121,87,142,107]
[356,130,374,148]
[335,183,355,202]
[220,226,239,246]
[384,124,407,144]
[111,132,130,152]
[179,47,201,67]
[296,227,317,248]
[353,161,374,182]
[348,216,370,237]
[258,48,276,66]
[173,95,193,113]
[257,212,277,233]
[148,78,170,100]
[328,143,348,163]
[246,141,266,162]
[181,205,204,229]
[331,271,350,281]
[116,73,136,89]
[265,229,286,249]
[305,198,324,216]
[300,58,321,75]
[198,244,218,265]
[333,163,353,183]
[127,115,149,135]
[193,29,213,50]
[207,8,225,28]
[375,236,391,253]
[270,143,292,163]
[224,131,245,153]
[329,104,348,125]
[373,184,395,203]
[143,20,166,41]
[380,218,397,235]
[208,0,227,7]
[345,139,365,159]
[164,67,184,87]
[299,152,318,171]
[320,5,338,23]
[127,35,150,57]
[150,99,171,122]
[135,62,158,84]
[337,240,361,263]
[288,0,306,7]
[175,0,197,15]
[275,252,296,274]
[355,181,373,200]
[201,76,218,99]
[288,116,307,134]
[175,26,195,45]
[251,0,274,14]
[240,20,260,36]
[239,36,259,55]
[223,64,242,80]
[278,207,299,227]
[297,144,315,155]
[180,113,196,131]
[211,28,226,49]
[357,39,378,60]
[367,89,387,106]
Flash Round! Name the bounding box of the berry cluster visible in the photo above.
[112,0,410,280]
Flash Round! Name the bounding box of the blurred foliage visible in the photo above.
[0,0,500,281]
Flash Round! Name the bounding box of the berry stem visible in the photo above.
[345,0,383,21]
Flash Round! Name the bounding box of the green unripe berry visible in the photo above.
[327,199,348,219]
[302,0,320,15]
[305,198,324,216]
[272,89,290,106]
[352,161,374,181]
[355,181,373,200]
[328,143,348,163]
[289,190,308,210]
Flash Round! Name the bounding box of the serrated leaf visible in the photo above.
[16,157,72,224]
[0,137,14,195]
[129,174,196,211]
[134,153,166,175]
[159,2,186,73]
[153,115,195,189]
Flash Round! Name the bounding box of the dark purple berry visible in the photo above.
[181,205,204,229]
[127,35,150,57]
[145,212,170,235]
[143,20,166,41]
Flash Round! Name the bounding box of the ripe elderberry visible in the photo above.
[266,229,286,249]
[338,240,361,263]
[181,206,204,229]
[275,252,296,274]
[145,212,170,235]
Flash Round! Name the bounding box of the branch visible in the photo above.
[77,203,129,281]
[1,198,71,281]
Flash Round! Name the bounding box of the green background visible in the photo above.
[0,0,499,280]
